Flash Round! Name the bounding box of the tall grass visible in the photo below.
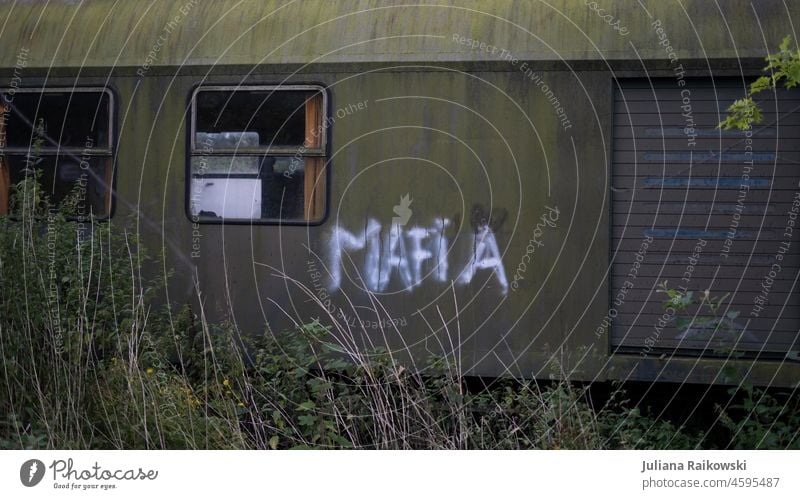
[0,173,797,450]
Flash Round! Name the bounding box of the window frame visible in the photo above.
[186,84,329,226]
[0,86,116,219]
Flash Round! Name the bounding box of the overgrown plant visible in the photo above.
[656,281,745,350]
[0,173,796,449]
[656,282,800,449]
[717,384,800,449]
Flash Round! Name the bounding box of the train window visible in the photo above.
[0,88,114,218]
[189,86,327,223]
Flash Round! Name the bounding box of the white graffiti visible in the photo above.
[457,224,508,292]
[328,218,507,294]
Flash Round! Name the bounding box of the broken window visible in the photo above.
[188,86,327,222]
[0,88,114,218]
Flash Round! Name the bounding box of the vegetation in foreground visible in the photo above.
[1,170,799,450]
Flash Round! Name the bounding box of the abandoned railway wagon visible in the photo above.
[1,0,799,386]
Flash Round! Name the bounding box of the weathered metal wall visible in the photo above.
[1,0,799,385]
[0,0,795,68]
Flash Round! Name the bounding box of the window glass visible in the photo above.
[5,156,109,216]
[191,155,262,175]
[194,90,310,149]
[0,89,114,218]
[2,91,111,150]
[189,87,326,223]
[190,156,309,220]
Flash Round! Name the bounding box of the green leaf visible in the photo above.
[718,97,760,130]
[750,75,774,94]
[298,414,317,427]
[298,400,316,411]
[309,381,333,393]
[787,63,800,86]
[320,341,345,353]
[779,35,793,53]
[269,435,279,450]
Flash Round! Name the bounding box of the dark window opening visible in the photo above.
[0,88,114,218]
[195,90,307,148]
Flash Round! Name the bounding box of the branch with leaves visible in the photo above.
[719,36,800,130]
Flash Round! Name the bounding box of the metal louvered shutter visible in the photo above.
[611,79,800,358]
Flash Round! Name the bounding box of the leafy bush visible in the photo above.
[717,385,800,449]
[656,282,800,449]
